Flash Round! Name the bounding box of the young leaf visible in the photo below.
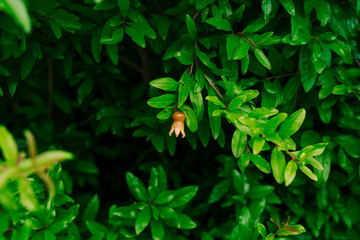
[271,148,286,184]
[284,160,298,186]
[279,108,306,139]
[179,105,198,133]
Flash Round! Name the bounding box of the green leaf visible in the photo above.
[0,126,18,165]
[83,195,100,222]
[112,206,139,218]
[205,96,226,108]
[158,206,180,228]
[178,69,193,107]
[49,204,79,233]
[21,51,37,80]
[105,44,119,65]
[238,207,253,239]
[205,17,232,31]
[264,113,288,135]
[208,179,231,203]
[1,0,31,33]
[91,30,101,63]
[18,177,38,211]
[147,94,176,108]
[169,185,198,208]
[278,0,295,16]
[126,27,146,48]
[243,18,268,33]
[208,89,221,140]
[78,76,94,104]
[118,0,130,17]
[231,129,247,158]
[250,154,271,173]
[257,223,267,238]
[174,51,194,65]
[299,46,318,92]
[253,137,265,155]
[178,213,197,229]
[265,233,275,240]
[150,78,179,91]
[153,191,176,205]
[299,164,318,182]
[238,152,251,172]
[254,49,271,69]
[247,185,275,198]
[326,39,353,64]
[271,148,286,184]
[135,206,151,235]
[0,64,10,76]
[332,85,347,95]
[179,105,198,133]
[284,160,298,186]
[150,219,165,240]
[190,90,204,121]
[262,0,272,20]
[279,108,306,139]
[126,172,148,202]
[186,14,197,40]
[241,54,250,74]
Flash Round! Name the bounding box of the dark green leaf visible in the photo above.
[126,172,148,202]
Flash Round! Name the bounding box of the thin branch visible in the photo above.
[354,56,360,67]
[263,72,300,81]
[136,46,152,83]
[192,10,201,21]
[118,55,144,74]
[47,59,53,121]
[204,74,224,99]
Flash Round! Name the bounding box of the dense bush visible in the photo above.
[0,0,360,239]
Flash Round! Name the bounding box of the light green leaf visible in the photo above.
[284,160,297,186]
[147,94,176,108]
[279,108,306,139]
[271,148,286,184]
[231,129,247,158]
[0,126,18,165]
[1,0,31,33]
[250,154,271,173]
[150,78,179,91]
[253,137,265,155]
[299,164,318,182]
